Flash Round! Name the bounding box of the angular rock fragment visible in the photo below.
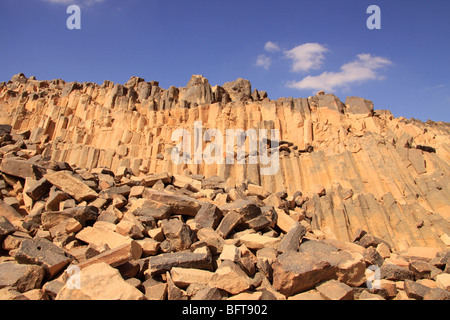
[272,251,334,297]
[0,263,45,292]
[194,202,223,229]
[130,199,172,220]
[0,216,15,237]
[278,223,306,253]
[25,178,51,201]
[380,264,415,281]
[161,219,194,252]
[75,226,133,249]
[0,158,45,180]
[210,260,252,295]
[143,189,202,216]
[76,241,142,269]
[142,277,167,300]
[15,238,72,278]
[56,262,144,300]
[145,251,212,276]
[216,211,242,238]
[45,171,98,202]
[239,233,281,250]
[170,267,214,288]
[316,280,354,300]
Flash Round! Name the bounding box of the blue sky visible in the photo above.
[1,0,449,122]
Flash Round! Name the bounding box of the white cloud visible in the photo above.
[284,43,328,73]
[264,41,281,53]
[288,53,392,92]
[256,54,272,70]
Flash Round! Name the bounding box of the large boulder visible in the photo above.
[56,262,144,300]
[0,263,45,293]
[272,249,366,297]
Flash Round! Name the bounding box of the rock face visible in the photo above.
[0,73,449,300]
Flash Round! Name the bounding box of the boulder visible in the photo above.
[0,263,45,293]
[161,219,194,252]
[15,238,72,278]
[316,280,354,300]
[56,263,144,300]
[210,260,252,294]
[45,171,98,202]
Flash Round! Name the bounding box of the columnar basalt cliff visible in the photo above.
[0,73,449,300]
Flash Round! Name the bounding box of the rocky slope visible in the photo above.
[0,73,449,300]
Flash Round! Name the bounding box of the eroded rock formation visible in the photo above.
[0,72,449,300]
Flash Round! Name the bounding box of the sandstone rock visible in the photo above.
[45,171,98,202]
[45,188,70,211]
[143,189,201,216]
[161,219,194,252]
[145,251,212,276]
[130,199,171,220]
[277,222,306,253]
[115,220,144,239]
[0,216,15,237]
[142,278,167,300]
[24,178,51,201]
[180,75,213,105]
[166,270,188,300]
[170,267,214,288]
[1,73,450,301]
[196,227,224,255]
[435,273,450,291]
[216,211,242,239]
[238,233,281,250]
[408,260,434,279]
[275,208,297,233]
[0,263,45,292]
[76,241,142,269]
[423,287,450,300]
[142,172,172,187]
[363,246,384,267]
[15,238,72,278]
[299,240,339,254]
[0,158,44,180]
[0,287,28,300]
[288,290,324,300]
[210,260,252,294]
[247,184,271,199]
[0,200,23,224]
[220,199,262,223]
[404,279,430,300]
[194,202,223,229]
[272,251,334,297]
[56,262,144,300]
[137,238,160,257]
[219,244,241,262]
[75,226,133,249]
[359,290,385,300]
[222,78,252,102]
[376,242,391,259]
[41,206,98,230]
[316,280,354,300]
[238,245,257,276]
[191,286,227,300]
[402,247,441,262]
[380,264,415,281]
[345,96,374,117]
